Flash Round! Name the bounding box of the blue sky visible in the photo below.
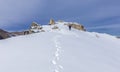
[0,0,120,36]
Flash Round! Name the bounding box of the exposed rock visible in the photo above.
[29,22,42,33]
[11,31,24,36]
[116,36,120,39]
[40,30,45,32]
[23,31,30,35]
[52,26,59,29]
[49,19,55,25]
[0,29,10,39]
[67,23,86,31]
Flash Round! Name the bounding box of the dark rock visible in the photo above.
[0,29,10,39]
[116,36,120,39]
[10,31,24,36]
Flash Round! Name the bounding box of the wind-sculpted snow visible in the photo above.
[0,22,120,72]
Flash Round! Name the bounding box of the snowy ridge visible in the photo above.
[0,22,120,72]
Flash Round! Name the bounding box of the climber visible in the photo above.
[68,24,72,31]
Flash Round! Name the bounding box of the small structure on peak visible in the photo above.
[49,19,55,25]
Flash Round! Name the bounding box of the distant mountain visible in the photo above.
[0,21,120,72]
[0,29,11,39]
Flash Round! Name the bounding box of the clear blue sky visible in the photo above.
[0,0,120,36]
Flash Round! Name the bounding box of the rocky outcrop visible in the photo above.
[0,20,86,40]
[30,22,42,29]
[0,29,10,39]
[52,26,59,29]
[116,36,120,39]
[29,22,42,33]
[10,31,24,36]
[49,19,55,25]
[40,30,45,32]
[66,23,86,31]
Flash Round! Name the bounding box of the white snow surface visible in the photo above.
[0,22,120,72]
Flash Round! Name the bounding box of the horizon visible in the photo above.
[0,0,120,36]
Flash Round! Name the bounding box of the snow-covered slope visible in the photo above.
[0,22,120,72]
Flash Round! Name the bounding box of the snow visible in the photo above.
[0,22,120,72]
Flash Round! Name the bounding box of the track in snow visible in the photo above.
[52,35,64,72]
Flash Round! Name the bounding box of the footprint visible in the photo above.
[52,35,63,72]
[54,69,59,72]
[55,52,59,57]
[52,60,57,65]
[59,65,63,69]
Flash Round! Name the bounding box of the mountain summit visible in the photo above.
[0,21,120,72]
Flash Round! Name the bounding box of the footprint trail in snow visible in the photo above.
[52,35,64,72]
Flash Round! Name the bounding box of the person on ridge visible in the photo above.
[68,24,72,31]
